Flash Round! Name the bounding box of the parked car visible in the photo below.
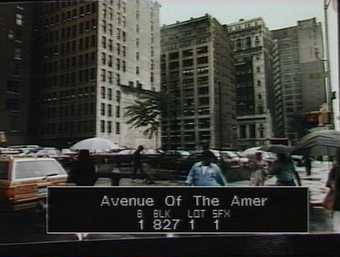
[0,157,68,212]
[235,151,250,168]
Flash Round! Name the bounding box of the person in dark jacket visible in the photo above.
[325,149,340,232]
[270,153,301,186]
[133,145,154,184]
[69,149,97,186]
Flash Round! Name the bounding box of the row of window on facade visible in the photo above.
[102,5,127,26]
[239,124,265,139]
[43,68,97,88]
[42,3,97,26]
[162,46,209,61]
[166,57,209,70]
[100,120,120,134]
[44,37,97,58]
[45,21,97,43]
[41,120,96,136]
[101,25,127,42]
[101,69,122,84]
[101,54,126,71]
[45,103,96,118]
[102,0,127,14]
[228,20,264,32]
[42,87,96,103]
[100,87,121,102]
[44,52,96,73]
[232,36,261,50]
[101,36,127,55]
[100,103,121,118]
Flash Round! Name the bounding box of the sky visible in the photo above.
[157,0,331,31]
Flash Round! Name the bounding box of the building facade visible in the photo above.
[226,18,273,149]
[272,18,326,142]
[0,3,33,145]
[29,0,160,148]
[161,15,236,150]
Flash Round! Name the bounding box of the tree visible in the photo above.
[125,92,167,145]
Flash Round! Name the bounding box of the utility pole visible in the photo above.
[324,0,334,128]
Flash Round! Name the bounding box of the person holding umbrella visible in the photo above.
[270,153,301,186]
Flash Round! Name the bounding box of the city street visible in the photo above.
[0,161,335,245]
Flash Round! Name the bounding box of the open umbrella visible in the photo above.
[259,144,292,155]
[70,138,123,153]
[292,130,340,156]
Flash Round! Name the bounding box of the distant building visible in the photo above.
[272,18,326,142]
[29,0,160,148]
[161,15,237,150]
[0,3,33,145]
[226,18,273,149]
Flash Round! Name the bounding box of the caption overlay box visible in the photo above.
[47,187,308,233]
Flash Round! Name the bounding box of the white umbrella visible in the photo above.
[70,138,122,153]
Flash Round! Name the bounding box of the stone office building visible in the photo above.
[226,18,273,149]
[161,15,237,150]
[272,18,326,142]
[29,0,160,148]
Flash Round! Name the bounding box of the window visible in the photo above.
[116,122,120,134]
[101,120,105,133]
[240,125,246,138]
[101,103,105,116]
[16,14,23,26]
[108,39,113,51]
[101,52,106,65]
[116,58,120,70]
[136,52,139,60]
[117,43,121,55]
[102,36,106,48]
[108,71,113,84]
[136,66,139,75]
[249,124,256,138]
[108,55,112,67]
[101,69,106,82]
[116,90,121,102]
[108,104,112,117]
[101,86,106,99]
[108,88,112,100]
[107,121,112,133]
[116,105,120,118]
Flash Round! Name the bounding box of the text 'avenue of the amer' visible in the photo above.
[99,194,269,232]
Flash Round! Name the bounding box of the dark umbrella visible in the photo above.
[292,130,340,156]
[259,144,292,155]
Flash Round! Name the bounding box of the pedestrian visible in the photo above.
[69,149,97,186]
[249,152,267,186]
[323,149,340,232]
[186,150,227,186]
[270,153,302,186]
[132,145,154,184]
[304,152,312,176]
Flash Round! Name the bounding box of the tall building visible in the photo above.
[0,3,33,145]
[29,0,160,148]
[161,15,236,150]
[226,18,273,149]
[272,18,326,142]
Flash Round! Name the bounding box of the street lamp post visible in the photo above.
[323,0,334,128]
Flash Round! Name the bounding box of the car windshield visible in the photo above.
[0,162,9,179]
[222,151,238,158]
[14,160,66,179]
